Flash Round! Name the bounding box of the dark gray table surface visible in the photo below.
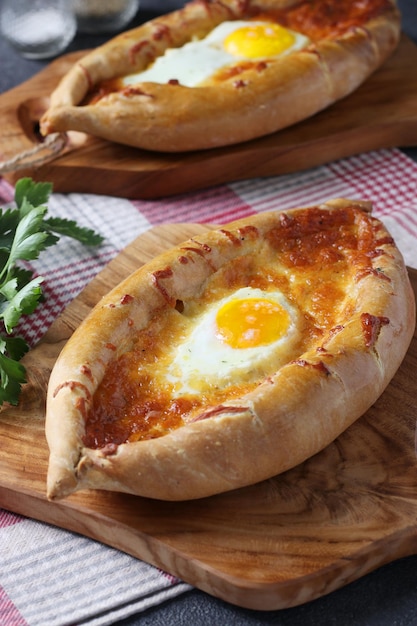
[1,2,417,624]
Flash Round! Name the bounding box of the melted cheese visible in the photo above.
[84,206,382,448]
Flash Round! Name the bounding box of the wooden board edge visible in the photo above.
[0,225,416,611]
[1,36,417,198]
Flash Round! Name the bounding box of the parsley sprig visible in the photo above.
[0,178,104,406]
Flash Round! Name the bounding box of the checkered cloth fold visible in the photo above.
[1,148,416,626]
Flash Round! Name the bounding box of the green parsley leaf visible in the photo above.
[0,177,103,406]
[43,216,104,246]
[14,178,52,213]
[0,276,44,333]
[0,338,28,406]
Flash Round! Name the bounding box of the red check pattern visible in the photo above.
[0,147,416,626]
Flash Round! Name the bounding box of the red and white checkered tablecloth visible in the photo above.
[0,147,416,626]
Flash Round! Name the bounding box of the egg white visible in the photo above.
[167,287,301,397]
[122,20,310,88]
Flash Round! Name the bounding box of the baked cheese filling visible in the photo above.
[85,0,394,103]
[120,21,310,88]
[83,205,387,449]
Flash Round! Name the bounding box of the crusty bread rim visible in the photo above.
[45,198,415,501]
[40,0,401,152]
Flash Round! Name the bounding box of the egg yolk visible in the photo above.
[224,23,296,59]
[215,297,290,349]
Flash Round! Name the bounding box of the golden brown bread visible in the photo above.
[45,198,415,501]
[39,0,401,152]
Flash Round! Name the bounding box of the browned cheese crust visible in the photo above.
[45,198,415,501]
[39,0,401,152]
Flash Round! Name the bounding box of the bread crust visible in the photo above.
[45,198,415,501]
[39,0,401,152]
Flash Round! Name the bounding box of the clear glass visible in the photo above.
[72,0,140,34]
[0,0,77,60]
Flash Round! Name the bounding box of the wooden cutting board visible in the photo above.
[0,223,416,611]
[1,35,417,199]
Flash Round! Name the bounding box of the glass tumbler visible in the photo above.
[72,0,139,33]
[72,0,140,34]
[0,0,76,60]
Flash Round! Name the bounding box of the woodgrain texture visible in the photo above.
[0,223,416,611]
[1,35,417,199]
